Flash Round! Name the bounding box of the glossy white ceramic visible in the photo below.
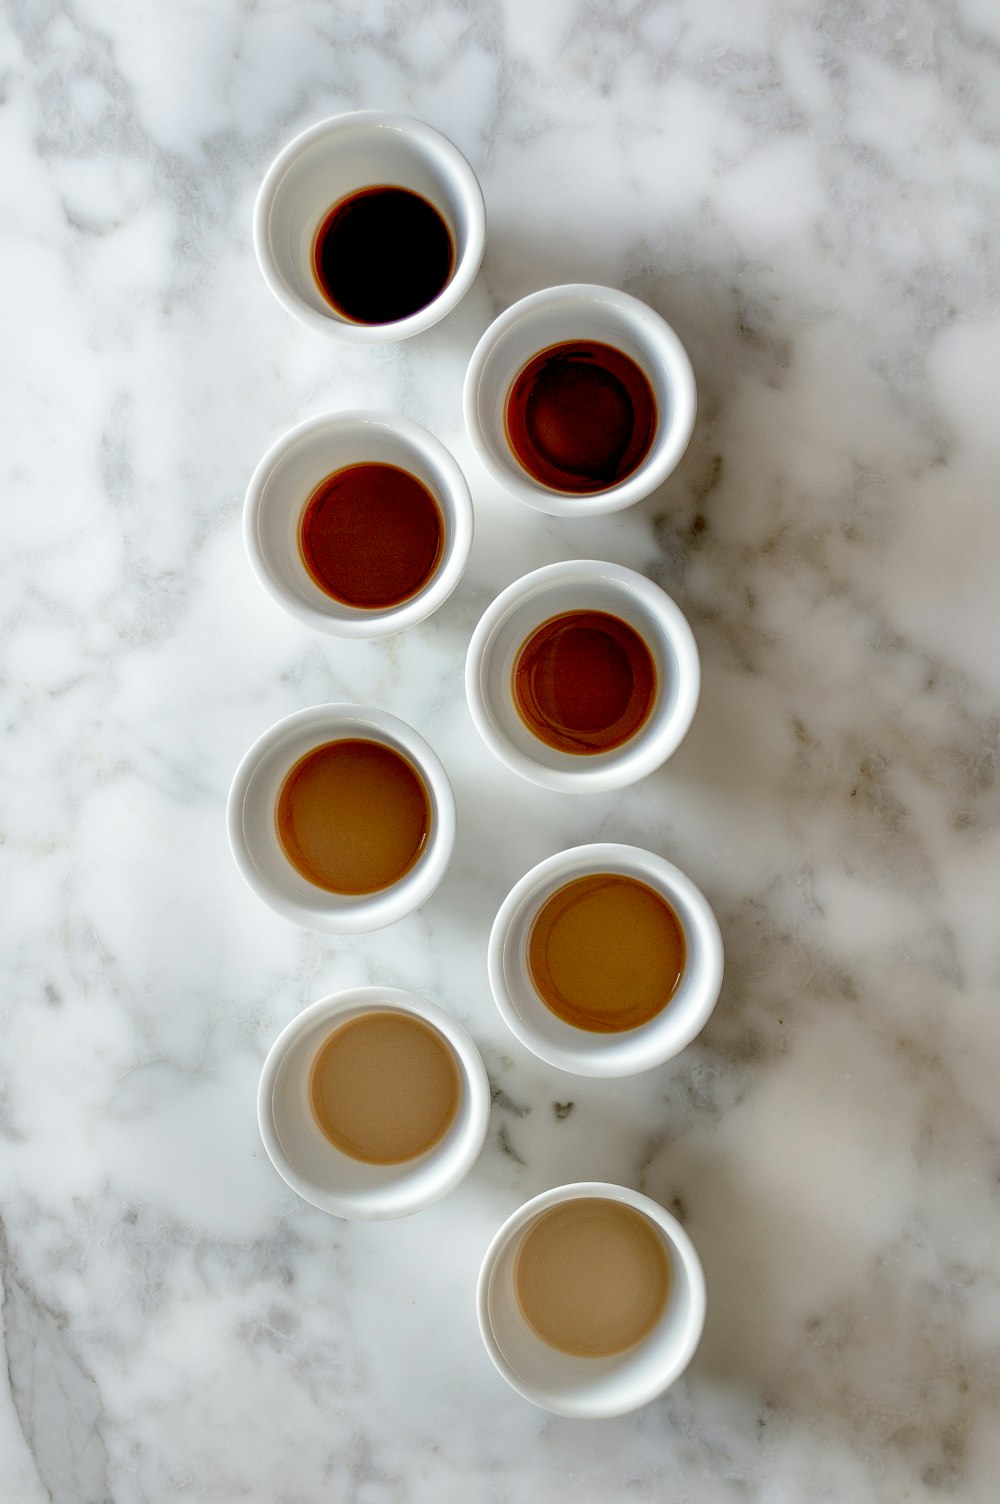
[477,1182,706,1416]
[227,704,456,933]
[258,988,490,1219]
[254,111,486,341]
[243,411,473,637]
[488,843,724,1077]
[465,559,700,792]
[463,284,695,514]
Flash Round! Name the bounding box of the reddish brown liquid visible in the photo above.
[275,739,430,894]
[528,873,685,1032]
[513,610,656,754]
[299,464,444,609]
[309,1010,460,1165]
[505,341,657,493]
[313,186,454,325]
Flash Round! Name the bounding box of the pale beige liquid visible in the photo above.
[309,1010,460,1165]
[514,1198,670,1357]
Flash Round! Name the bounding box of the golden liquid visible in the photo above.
[515,1199,670,1357]
[309,1011,460,1165]
[275,738,430,895]
[528,873,685,1032]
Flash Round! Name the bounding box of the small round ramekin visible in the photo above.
[488,843,724,1077]
[243,411,474,637]
[254,111,486,341]
[463,284,695,515]
[477,1182,706,1417]
[227,705,456,933]
[258,988,491,1219]
[465,559,700,793]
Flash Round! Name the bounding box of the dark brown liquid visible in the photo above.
[515,1199,670,1357]
[528,873,685,1032]
[299,463,444,609]
[310,1010,460,1164]
[313,186,454,325]
[505,341,657,492]
[275,739,430,894]
[513,610,657,754]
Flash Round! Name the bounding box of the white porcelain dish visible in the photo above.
[477,1181,706,1416]
[463,284,695,514]
[488,842,724,1077]
[254,111,486,341]
[243,411,473,637]
[465,559,700,793]
[227,704,455,933]
[258,988,490,1219]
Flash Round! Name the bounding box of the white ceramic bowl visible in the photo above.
[488,843,723,1077]
[227,705,456,933]
[258,988,491,1219]
[244,411,474,638]
[465,560,700,793]
[478,1182,706,1416]
[463,284,696,515]
[254,111,486,341]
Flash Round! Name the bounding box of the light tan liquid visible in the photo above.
[515,1198,670,1357]
[528,873,685,1032]
[309,1010,460,1164]
[275,738,430,895]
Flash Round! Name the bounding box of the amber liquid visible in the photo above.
[513,610,656,754]
[299,463,444,609]
[275,739,430,895]
[310,1010,460,1164]
[528,873,685,1032]
[515,1199,670,1357]
[312,185,454,325]
[505,340,657,493]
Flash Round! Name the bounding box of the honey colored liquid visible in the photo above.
[310,1010,460,1164]
[515,1198,670,1357]
[528,872,685,1032]
[275,739,430,895]
[513,610,657,755]
[299,463,444,610]
[505,340,657,493]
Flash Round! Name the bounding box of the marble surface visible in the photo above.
[2,0,999,1499]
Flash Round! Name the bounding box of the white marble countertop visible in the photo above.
[3,1,999,1499]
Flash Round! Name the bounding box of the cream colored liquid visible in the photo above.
[309,1010,460,1165]
[514,1198,670,1357]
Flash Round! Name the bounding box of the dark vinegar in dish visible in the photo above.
[513,609,656,754]
[312,186,454,325]
[505,340,657,492]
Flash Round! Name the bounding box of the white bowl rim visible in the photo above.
[226,703,456,933]
[257,986,492,1218]
[476,1180,707,1416]
[253,110,487,342]
[243,409,475,638]
[462,282,696,515]
[464,559,701,793]
[487,842,724,1076]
